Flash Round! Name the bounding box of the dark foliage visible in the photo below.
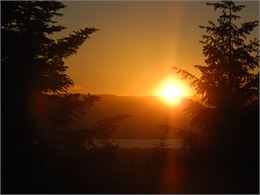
[1,1,106,193]
[173,1,259,193]
[2,1,97,94]
[1,1,133,193]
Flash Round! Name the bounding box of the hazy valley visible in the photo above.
[77,94,193,139]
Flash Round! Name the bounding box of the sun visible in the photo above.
[161,85,182,105]
[155,77,191,106]
[162,85,181,100]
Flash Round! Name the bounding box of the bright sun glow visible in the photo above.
[162,85,181,100]
[155,77,191,106]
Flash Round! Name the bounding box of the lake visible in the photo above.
[113,138,181,148]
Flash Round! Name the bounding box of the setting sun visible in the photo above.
[155,77,191,106]
[162,85,181,104]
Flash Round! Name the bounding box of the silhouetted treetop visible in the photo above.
[2,1,65,33]
[172,0,259,155]
[174,0,259,110]
[2,1,101,146]
[206,1,245,14]
[2,1,98,94]
[172,3,259,191]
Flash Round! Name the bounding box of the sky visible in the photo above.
[55,1,259,96]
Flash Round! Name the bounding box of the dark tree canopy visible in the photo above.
[198,1,259,108]
[1,2,102,192]
[174,0,259,131]
[173,1,259,192]
[2,1,97,95]
[2,2,132,193]
[1,1,101,129]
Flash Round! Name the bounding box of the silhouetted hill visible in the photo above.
[76,94,193,139]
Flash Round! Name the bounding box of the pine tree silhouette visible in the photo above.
[173,1,259,193]
[2,1,98,193]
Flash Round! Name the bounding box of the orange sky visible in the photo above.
[55,1,259,96]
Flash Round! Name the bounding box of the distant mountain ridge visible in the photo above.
[77,94,193,139]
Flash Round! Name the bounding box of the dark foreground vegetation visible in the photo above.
[2,1,259,193]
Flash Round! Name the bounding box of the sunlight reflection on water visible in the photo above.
[114,139,181,148]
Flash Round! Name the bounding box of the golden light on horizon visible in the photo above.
[155,77,191,106]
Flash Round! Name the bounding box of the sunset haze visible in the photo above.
[55,1,259,95]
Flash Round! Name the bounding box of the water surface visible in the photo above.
[114,138,181,148]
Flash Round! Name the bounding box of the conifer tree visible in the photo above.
[2,1,97,95]
[1,2,99,192]
[2,1,99,133]
[173,1,259,192]
[174,0,259,148]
